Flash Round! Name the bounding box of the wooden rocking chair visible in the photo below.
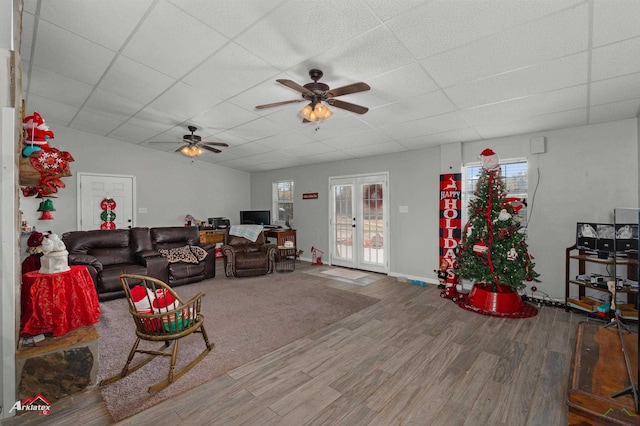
[99,274,213,393]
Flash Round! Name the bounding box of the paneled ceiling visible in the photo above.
[20,0,640,172]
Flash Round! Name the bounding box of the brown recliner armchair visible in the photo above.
[221,230,276,277]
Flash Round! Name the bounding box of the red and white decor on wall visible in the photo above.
[439,173,462,298]
[100,197,117,230]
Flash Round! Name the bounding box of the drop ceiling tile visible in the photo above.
[20,10,35,60]
[313,26,415,82]
[222,141,272,159]
[39,0,153,51]
[183,42,280,100]
[251,156,311,172]
[23,93,78,128]
[301,150,355,163]
[388,0,580,58]
[475,108,587,140]
[303,116,372,141]
[589,99,640,124]
[224,117,287,141]
[461,85,587,126]
[98,56,176,104]
[235,0,379,69]
[364,0,428,21]
[28,65,94,107]
[343,140,407,157]
[361,63,438,109]
[323,129,394,149]
[592,0,640,47]
[398,127,482,150]
[109,121,166,144]
[150,81,223,119]
[122,1,228,79]
[445,52,588,109]
[70,109,127,136]
[23,0,37,14]
[590,72,640,106]
[284,141,335,157]
[423,4,588,88]
[127,107,182,138]
[591,38,640,81]
[245,150,293,165]
[33,20,115,85]
[191,102,260,130]
[169,0,286,39]
[381,111,471,140]
[363,90,457,128]
[83,89,144,122]
[255,131,315,150]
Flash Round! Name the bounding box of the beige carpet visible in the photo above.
[96,271,379,422]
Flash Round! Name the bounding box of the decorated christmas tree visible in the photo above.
[455,149,539,292]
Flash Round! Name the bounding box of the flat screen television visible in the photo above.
[240,210,271,226]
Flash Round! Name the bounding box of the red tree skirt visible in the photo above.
[456,283,538,319]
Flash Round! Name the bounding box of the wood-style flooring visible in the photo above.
[5,262,595,425]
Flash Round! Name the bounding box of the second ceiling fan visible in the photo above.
[150,126,228,157]
[256,69,370,122]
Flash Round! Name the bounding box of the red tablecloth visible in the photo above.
[21,265,101,337]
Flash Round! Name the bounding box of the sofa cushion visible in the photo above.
[98,263,148,293]
[151,227,199,250]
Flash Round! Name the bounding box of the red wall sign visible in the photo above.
[439,173,461,283]
[302,193,319,200]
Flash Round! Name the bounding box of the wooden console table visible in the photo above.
[568,321,639,425]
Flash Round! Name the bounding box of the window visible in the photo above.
[273,180,294,223]
[462,158,528,228]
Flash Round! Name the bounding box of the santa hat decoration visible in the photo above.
[479,148,500,171]
[151,289,179,312]
[26,232,45,254]
[130,285,154,314]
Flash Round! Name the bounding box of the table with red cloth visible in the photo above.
[21,265,101,337]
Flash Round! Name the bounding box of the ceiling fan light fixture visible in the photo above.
[314,102,332,120]
[299,104,314,121]
[299,102,332,122]
[181,145,202,157]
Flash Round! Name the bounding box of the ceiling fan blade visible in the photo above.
[255,99,306,109]
[326,82,370,98]
[201,145,222,154]
[326,99,369,114]
[202,141,229,147]
[276,79,314,95]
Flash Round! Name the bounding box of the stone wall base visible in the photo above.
[15,326,99,408]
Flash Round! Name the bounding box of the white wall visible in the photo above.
[20,126,251,236]
[251,118,639,300]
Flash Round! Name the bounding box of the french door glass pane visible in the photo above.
[362,183,384,265]
[334,185,353,261]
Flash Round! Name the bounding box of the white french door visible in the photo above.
[329,173,388,274]
[77,173,135,230]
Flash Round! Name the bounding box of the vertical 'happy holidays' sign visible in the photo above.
[439,174,461,283]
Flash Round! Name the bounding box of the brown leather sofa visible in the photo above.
[62,227,216,301]
[221,231,276,277]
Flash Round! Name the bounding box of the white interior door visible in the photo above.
[329,173,388,274]
[78,173,135,230]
